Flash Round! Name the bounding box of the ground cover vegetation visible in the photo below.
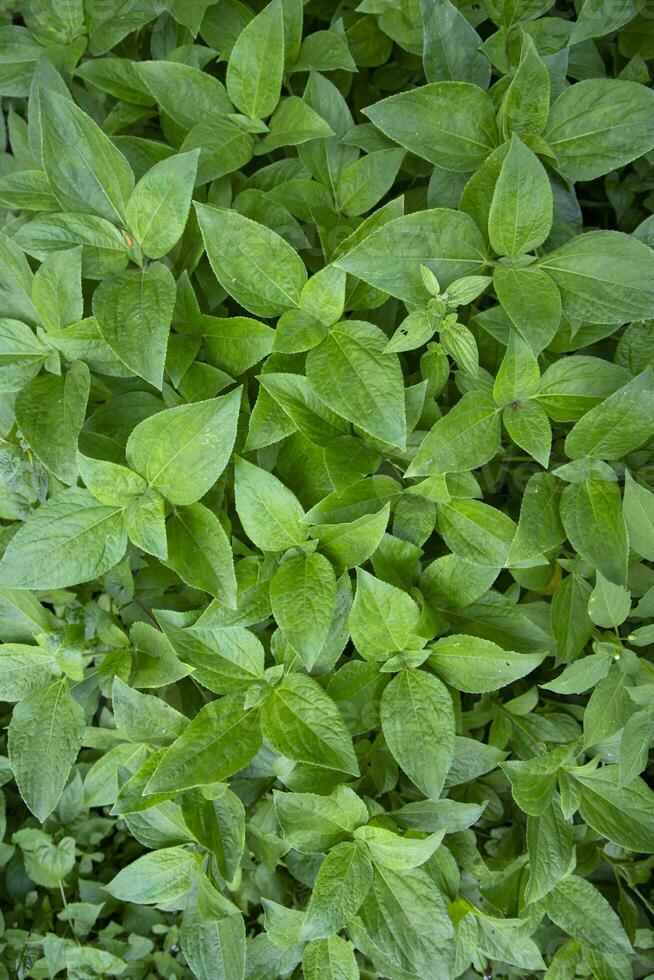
[0,0,654,976]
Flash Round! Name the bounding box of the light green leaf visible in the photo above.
[349,569,422,662]
[93,262,176,388]
[335,208,488,303]
[336,149,405,217]
[573,765,654,852]
[380,668,454,800]
[270,553,337,670]
[525,803,574,904]
[564,368,654,460]
[234,456,306,551]
[545,876,632,956]
[106,846,197,905]
[261,672,359,775]
[31,246,83,332]
[146,695,262,794]
[623,468,654,560]
[545,79,654,181]
[302,842,373,940]
[429,635,545,693]
[0,488,126,590]
[364,82,497,171]
[196,203,307,317]
[421,0,490,88]
[165,504,237,606]
[303,936,358,980]
[489,136,553,256]
[407,391,501,476]
[8,679,85,822]
[306,320,406,449]
[39,90,134,224]
[16,361,89,485]
[539,232,654,325]
[438,498,517,567]
[126,388,241,506]
[273,785,367,853]
[560,479,628,587]
[125,149,199,259]
[0,643,61,702]
[226,0,284,120]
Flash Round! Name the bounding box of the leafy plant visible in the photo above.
[0,1,654,978]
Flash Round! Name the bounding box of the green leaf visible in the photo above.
[493,265,562,353]
[226,0,284,120]
[407,391,501,476]
[31,247,83,332]
[303,936,358,980]
[261,672,359,775]
[545,79,654,181]
[623,469,654,560]
[539,232,654,325]
[354,825,442,871]
[503,399,552,467]
[16,361,90,485]
[39,90,134,224]
[302,842,373,940]
[234,456,306,551]
[0,488,127,590]
[489,136,553,256]
[157,612,264,695]
[138,61,232,130]
[126,388,241,506]
[306,320,406,449]
[165,504,237,606]
[380,668,454,799]
[364,82,497,171]
[429,635,545,693]
[545,876,632,956]
[0,317,47,392]
[92,262,176,388]
[564,368,654,460]
[0,643,61,701]
[106,846,197,905]
[560,479,628,587]
[438,498,517,567]
[195,203,307,317]
[349,569,422,662]
[112,677,188,746]
[182,788,245,881]
[270,553,337,670]
[146,695,262,794]
[202,316,274,375]
[336,149,405,217]
[256,96,335,154]
[352,866,455,978]
[588,572,631,629]
[273,785,367,853]
[335,208,488,304]
[258,372,348,445]
[498,34,550,138]
[421,0,490,88]
[542,652,611,696]
[181,878,246,980]
[125,149,199,259]
[572,765,654,852]
[125,490,168,560]
[536,356,630,422]
[8,680,85,822]
[525,803,574,904]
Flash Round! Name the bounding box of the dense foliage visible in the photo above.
[1,0,654,976]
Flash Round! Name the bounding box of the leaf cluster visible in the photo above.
[0,1,654,978]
